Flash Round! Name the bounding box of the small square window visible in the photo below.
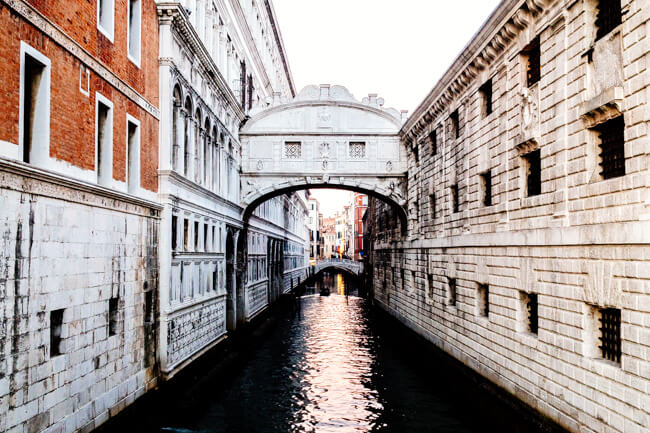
[521,292,538,334]
[595,0,622,41]
[447,278,457,306]
[479,79,493,117]
[480,171,492,206]
[50,309,64,357]
[598,307,622,363]
[477,284,489,317]
[523,150,541,197]
[522,36,541,88]
[349,142,366,159]
[284,141,301,159]
[594,116,625,179]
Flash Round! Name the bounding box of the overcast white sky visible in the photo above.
[271,0,501,216]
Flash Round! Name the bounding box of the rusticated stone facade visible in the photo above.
[366,1,650,432]
[0,161,160,433]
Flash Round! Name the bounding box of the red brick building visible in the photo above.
[0,1,160,432]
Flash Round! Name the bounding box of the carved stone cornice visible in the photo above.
[402,0,556,138]
[580,87,624,128]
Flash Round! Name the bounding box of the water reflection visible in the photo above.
[118,271,548,433]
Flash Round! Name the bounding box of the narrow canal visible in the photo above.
[104,271,558,433]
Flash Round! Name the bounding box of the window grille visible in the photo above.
[448,278,457,306]
[479,79,493,117]
[429,130,437,155]
[481,171,492,206]
[596,116,625,179]
[349,142,366,159]
[451,184,459,213]
[599,308,621,363]
[523,37,541,88]
[285,142,301,159]
[526,293,538,334]
[595,0,622,41]
[524,149,541,197]
[430,193,436,219]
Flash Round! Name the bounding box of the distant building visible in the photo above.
[307,194,322,259]
[322,216,337,258]
[352,193,368,260]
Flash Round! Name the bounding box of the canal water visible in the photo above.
[105,271,556,433]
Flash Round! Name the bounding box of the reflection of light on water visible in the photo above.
[337,274,345,296]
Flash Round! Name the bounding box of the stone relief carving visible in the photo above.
[583,261,622,308]
[318,107,332,128]
[256,160,264,171]
[520,87,539,139]
[386,161,393,172]
[319,142,331,159]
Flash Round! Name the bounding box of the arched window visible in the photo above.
[172,85,182,171]
[212,125,219,191]
[183,97,192,177]
[194,107,201,183]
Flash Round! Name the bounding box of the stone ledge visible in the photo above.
[580,86,624,128]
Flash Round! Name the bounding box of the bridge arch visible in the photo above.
[239,84,409,232]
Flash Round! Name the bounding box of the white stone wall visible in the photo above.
[0,161,159,433]
[371,1,650,432]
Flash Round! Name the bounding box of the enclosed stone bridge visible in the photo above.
[313,259,364,277]
[239,84,409,226]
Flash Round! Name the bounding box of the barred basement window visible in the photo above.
[479,79,493,117]
[480,170,492,206]
[595,116,625,179]
[477,284,489,317]
[595,0,622,41]
[171,215,178,251]
[108,298,118,336]
[451,184,459,213]
[525,292,539,334]
[447,278,457,306]
[429,129,437,155]
[285,141,301,159]
[50,309,64,357]
[450,110,460,139]
[523,149,541,197]
[349,142,366,159]
[523,36,541,88]
[599,307,621,364]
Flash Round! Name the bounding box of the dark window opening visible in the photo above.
[595,116,625,179]
[478,284,489,317]
[50,309,64,357]
[524,149,541,197]
[450,110,460,139]
[247,74,254,110]
[448,278,457,306]
[526,292,539,334]
[144,289,154,326]
[427,273,435,300]
[523,36,541,88]
[599,307,621,363]
[194,221,199,250]
[183,218,189,251]
[481,171,492,206]
[171,215,178,251]
[479,79,493,117]
[240,61,247,109]
[429,129,437,155]
[430,193,436,219]
[109,297,118,336]
[22,55,46,164]
[203,223,208,252]
[595,0,622,41]
[451,184,459,213]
